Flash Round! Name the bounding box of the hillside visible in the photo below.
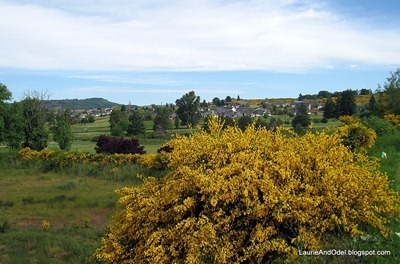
[46,98,120,110]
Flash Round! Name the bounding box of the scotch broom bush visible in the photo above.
[94,118,400,263]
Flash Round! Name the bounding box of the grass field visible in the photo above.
[0,151,134,263]
[65,114,342,154]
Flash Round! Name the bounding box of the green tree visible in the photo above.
[292,104,310,134]
[21,93,50,150]
[50,108,74,150]
[174,115,180,129]
[0,83,12,143]
[175,91,201,127]
[323,97,336,119]
[382,68,400,114]
[212,97,221,106]
[237,115,253,131]
[318,90,331,98]
[359,88,371,95]
[335,89,356,117]
[127,109,146,136]
[153,107,172,136]
[368,94,379,116]
[109,109,129,137]
[2,102,25,149]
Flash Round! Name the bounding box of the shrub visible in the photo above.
[94,135,146,155]
[383,114,400,129]
[94,118,400,263]
[336,116,377,152]
[362,116,398,137]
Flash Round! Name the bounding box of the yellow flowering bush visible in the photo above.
[93,118,400,263]
[384,114,400,128]
[336,116,377,151]
[18,148,147,170]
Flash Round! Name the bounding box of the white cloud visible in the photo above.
[71,86,242,95]
[0,0,399,72]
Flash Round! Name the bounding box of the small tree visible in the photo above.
[237,116,253,131]
[153,107,172,136]
[380,68,400,115]
[1,101,25,149]
[335,89,357,117]
[323,97,336,119]
[175,91,201,127]
[21,92,50,150]
[174,115,180,129]
[126,109,146,136]
[50,108,74,150]
[292,104,310,134]
[0,83,12,143]
[109,109,129,137]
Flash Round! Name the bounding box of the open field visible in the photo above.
[65,114,342,154]
[0,151,134,263]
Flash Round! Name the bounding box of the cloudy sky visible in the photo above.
[1,0,399,105]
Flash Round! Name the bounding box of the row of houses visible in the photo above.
[200,101,324,118]
[72,108,113,119]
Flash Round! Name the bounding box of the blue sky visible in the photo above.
[0,0,399,105]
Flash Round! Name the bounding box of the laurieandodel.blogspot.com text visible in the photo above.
[299,249,391,257]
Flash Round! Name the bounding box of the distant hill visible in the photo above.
[46,98,121,110]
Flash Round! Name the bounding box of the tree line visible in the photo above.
[0,87,73,151]
[323,69,400,120]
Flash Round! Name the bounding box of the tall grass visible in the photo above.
[0,149,164,263]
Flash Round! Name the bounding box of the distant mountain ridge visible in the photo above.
[46,98,121,110]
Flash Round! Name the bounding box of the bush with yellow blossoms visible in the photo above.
[384,113,400,128]
[93,118,400,263]
[335,116,377,152]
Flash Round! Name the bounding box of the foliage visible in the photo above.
[335,89,357,117]
[50,108,74,150]
[323,97,336,119]
[127,109,146,136]
[80,113,95,124]
[335,116,377,152]
[292,104,310,135]
[237,115,253,131]
[1,101,25,148]
[0,82,12,101]
[381,68,400,115]
[203,115,235,132]
[368,94,379,116]
[109,109,129,137]
[153,106,172,136]
[383,114,400,128]
[0,83,12,143]
[94,118,400,263]
[362,116,398,137]
[21,94,50,151]
[95,135,146,155]
[175,91,201,127]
